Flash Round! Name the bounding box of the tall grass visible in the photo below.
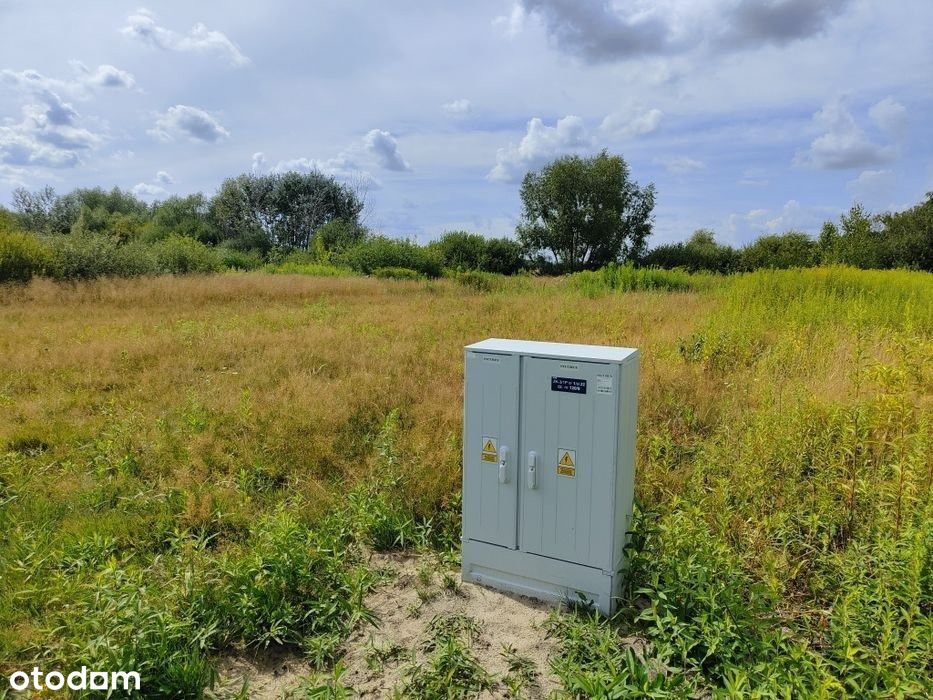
[0,268,930,696]
[572,263,705,296]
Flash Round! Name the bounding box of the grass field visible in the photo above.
[1,267,930,698]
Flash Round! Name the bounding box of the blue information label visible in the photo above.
[551,376,587,394]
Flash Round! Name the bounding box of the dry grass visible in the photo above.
[0,273,711,514]
[1,268,930,696]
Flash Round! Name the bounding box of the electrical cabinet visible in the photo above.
[461,338,639,615]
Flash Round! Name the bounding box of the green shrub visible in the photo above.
[313,219,367,258]
[372,266,423,280]
[450,269,497,292]
[337,236,442,278]
[216,246,263,271]
[482,237,525,275]
[151,235,222,275]
[643,229,739,273]
[573,263,698,296]
[0,231,53,283]
[46,234,157,279]
[430,230,487,270]
[739,231,820,270]
[429,231,525,275]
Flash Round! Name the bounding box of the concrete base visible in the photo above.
[461,538,622,616]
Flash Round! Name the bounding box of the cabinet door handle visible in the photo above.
[498,445,510,484]
[527,450,537,489]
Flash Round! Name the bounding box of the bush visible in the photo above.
[450,269,497,292]
[45,234,157,280]
[878,195,933,271]
[739,231,820,270]
[429,231,525,275]
[372,266,423,280]
[313,219,368,258]
[0,231,54,283]
[216,246,263,271]
[573,263,698,296]
[338,236,442,278]
[643,229,739,273]
[482,237,525,275]
[151,236,222,275]
[430,230,487,270]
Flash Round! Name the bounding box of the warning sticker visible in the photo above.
[557,449,576,477]
[481,436,498,463]
[596,374,613,395]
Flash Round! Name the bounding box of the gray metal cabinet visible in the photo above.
[461,339,639,615]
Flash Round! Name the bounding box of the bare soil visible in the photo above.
[213,551,561,698]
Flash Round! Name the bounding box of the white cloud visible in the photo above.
[150,105,230,143]
[656,155,705,174]
[71,62,136,89]
[271,154,381,189]
[846,168,895,206]
[363,129,411,171]
[132,181,168,198]
[155,170,174,185]
[2,64,136,99]
[121,8,250,67]
[0,62,136,173]
[794,96,898,170]
[729,199,837,236]
[600,107,663,138]
[868,96,906,138]
[0,122,81,168]
[442,98,473,115]
[493,4,527,37]
[266,127,414,189]
[250,152,266,174]
[488,115,591,183]
[0,163,31,186]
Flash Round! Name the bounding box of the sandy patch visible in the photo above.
[341,551,561,698]
[211,645,312,699]
[214,551,561,698]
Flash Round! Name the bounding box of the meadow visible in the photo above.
[0,266,930,698]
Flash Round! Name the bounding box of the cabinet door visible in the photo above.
[462,351,520,549]
[519,357,617,568]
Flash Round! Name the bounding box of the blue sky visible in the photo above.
[1,1,930,245]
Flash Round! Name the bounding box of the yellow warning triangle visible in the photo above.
[560,451,574,467]
[483,440,496,453]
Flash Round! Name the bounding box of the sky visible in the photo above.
[0,0,931,245]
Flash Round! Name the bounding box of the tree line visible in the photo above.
[2,153,931,284]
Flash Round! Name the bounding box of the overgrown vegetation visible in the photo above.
[2,172,929,286]
[0,263,929,697]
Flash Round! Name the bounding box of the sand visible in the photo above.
[212,551,561,698]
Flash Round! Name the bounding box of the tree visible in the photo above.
[642,228,739,273]
[430,230,488,270]
[878,193,933,271]
[832,204,886,269]
[312,218,367,259]
[150,194,218,244]
[739,231,819,270]
[482,237,525,275]
[11,186,59,233]
[517,151,655,272]
[210,172,364,251]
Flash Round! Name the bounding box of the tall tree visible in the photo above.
[210,172,363,251]
[517,151,655,271]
